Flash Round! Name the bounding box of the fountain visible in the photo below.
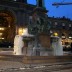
[14,35,24,55]
[14,28,34,55]
[51,36,63,56]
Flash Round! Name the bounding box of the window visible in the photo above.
[62,23,65,29]
[62,23,65,26]
[55,22,57,25]
[69,24,71,27]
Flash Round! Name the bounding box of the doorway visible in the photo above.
[0,11,15,48]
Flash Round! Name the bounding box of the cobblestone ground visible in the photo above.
[0,61,25,69]
[0,61,72,72]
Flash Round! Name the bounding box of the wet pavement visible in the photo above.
[0,50,72,72]
[0,61,72,72]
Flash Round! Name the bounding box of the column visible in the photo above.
[36,0,44,7]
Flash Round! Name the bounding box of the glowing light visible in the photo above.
[0,33,2,35]
[18,28,28,35]
[69,36,72,39]
[1,28,4,30]
[0,38,4,39]
[8,25,10,27]
[18,28,23,35]
[2,38,4,39]
[54,32,58,36]
[0,28,1,30]
[22,28,28,35]
[0,27,4,30]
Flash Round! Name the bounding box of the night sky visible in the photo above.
[28,0,72,20]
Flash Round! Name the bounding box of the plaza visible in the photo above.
[0,0,72,71]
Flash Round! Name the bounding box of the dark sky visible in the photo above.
[28,0,72,20]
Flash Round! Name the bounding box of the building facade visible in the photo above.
[48,17,72,50]
[0,0,35,47]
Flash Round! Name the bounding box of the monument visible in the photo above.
[14,0,63,56]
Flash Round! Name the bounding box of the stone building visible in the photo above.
[0,0,36,47]
[48,17,72,51]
